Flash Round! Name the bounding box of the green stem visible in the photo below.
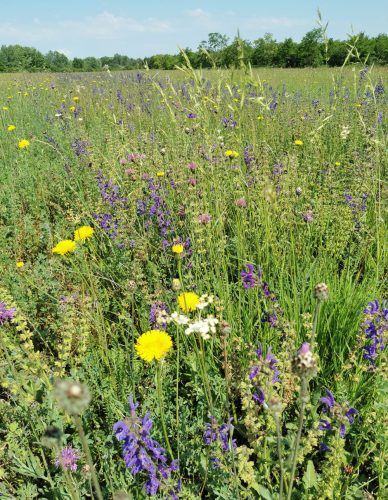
[310,301,321,349]
[287,378,308,500]
[274,414,285,500]
[156,363,174,461]
[73,415,103,500]
[55,444,80,500]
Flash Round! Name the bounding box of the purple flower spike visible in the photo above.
[253,388,266,405]
[320,389,336,409]
[346,407,358,424]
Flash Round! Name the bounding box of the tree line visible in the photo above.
[1,29,387,72]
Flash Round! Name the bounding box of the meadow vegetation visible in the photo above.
[0,61,386,499]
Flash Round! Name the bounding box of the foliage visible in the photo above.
[0,56,386,499]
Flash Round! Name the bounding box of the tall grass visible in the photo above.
[0,64,386,498]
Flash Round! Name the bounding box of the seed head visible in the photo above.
[54,380,91,415]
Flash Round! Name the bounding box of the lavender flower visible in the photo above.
[149,302,169,330]
[319,389,357,439]
[222,114,237,128]
[113,396,178,497]
[362,299,387,366]
[97,171,128,209]
[71,138,89,157]
[55,446,80,471]
[240,263,256,289]
[250,343,280,384]
[0,302,16,325]
[204,416,237,452]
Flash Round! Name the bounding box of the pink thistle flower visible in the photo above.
[235,197,247,207]
[197,213,211,224]
[55,446,80,471]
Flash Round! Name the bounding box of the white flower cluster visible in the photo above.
[184,316,219,340]
[167,294,219,340]
[340,125,351,140]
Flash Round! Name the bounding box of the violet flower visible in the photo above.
[113,396,178,497]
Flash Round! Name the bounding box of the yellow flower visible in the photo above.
[2,106,9,111]
[7,125,16,132]
[72,96,79,101]
[257,116,264,120]
[74,226,94,241]
[172,244,184,254]
[178,292,200,312]
[18,139,30,149]
[16,261,24,268]
[156,171,165,177]
[52,240,77,255]
[225,150,239,158]
[69,106,75,112]
[294,139,303,146]
[135,330,173,362]
[335,161,341,166]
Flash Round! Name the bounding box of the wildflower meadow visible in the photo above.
[0,60,386,499]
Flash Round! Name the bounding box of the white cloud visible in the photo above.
[62,11,171,38]
[187,8,210,18]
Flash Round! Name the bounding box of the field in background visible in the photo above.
[0,65,386,499]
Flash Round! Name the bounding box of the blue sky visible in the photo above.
[1,1,387,58]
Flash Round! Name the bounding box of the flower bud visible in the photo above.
[172,279,181,291]
[314,283,329,301]
[295,187,302,196]
[292,343,318,379]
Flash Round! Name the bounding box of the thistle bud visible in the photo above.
[127,280,137,292]
[292,343,318,379]
[314,283,329,301]
[172,279,181,291]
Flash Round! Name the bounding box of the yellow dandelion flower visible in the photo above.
[335,161,341,166]
[294,139,303,146]
[2,106,9,111]
[52,240,77,255]
[257,116,264,120]
[74,226,94,241]
[178,292,200,312]
[7,125,16,132]
[16,261,24,268]
[72,96,79,102]
[156,171,165,177]
[69,106,75,112]
[225,150,239,158]
[172,244,184,254]
[18,139,30,149]
[135,330,173,362]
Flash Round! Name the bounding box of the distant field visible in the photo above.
[0,66,386,499]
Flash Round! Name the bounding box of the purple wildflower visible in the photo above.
[149,302,169,330]
[113,396,178,497]
[253,388,266,405]
[319,389,357,439]
[303,211,314,222]
[0,303,16,325]
[362,299,387,366]
[204,417,237,452]
[240,263,257,289]
[54,446,80,471]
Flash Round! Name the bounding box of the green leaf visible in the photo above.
[303,460,317,490]
[251,482,273,500]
